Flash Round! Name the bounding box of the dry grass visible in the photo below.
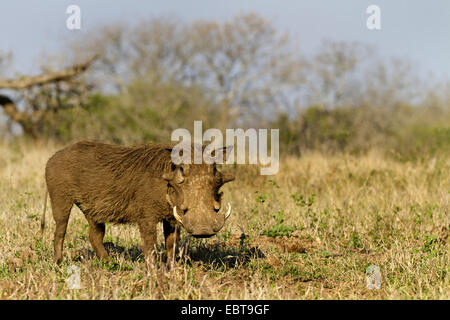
[0,142,448,299]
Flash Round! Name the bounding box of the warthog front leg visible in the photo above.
[138,219,158,266]
[163,219,180,267]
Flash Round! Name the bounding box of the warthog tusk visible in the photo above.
[224,203,231,220]
[173,206,183,224]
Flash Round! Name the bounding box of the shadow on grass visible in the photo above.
[72,242,144,263]
[183,240,265,269]
[72,238,265,269]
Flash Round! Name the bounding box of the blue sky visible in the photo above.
[1,0,449,79]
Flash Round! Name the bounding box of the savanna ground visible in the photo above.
[0,142,448,299]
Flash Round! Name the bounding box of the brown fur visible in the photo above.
[42,141,234,265]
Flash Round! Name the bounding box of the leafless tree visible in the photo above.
[306,40,373,109]
[71,14,305,128]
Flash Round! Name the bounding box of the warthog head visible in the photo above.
[162,145,235,238]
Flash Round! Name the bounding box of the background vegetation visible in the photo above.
[1,13,449,160]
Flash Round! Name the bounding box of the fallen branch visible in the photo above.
[0,55,97,90]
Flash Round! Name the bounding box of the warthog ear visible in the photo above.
[162,164,185,184]
[209,145,233,164]
[221,172,235,184]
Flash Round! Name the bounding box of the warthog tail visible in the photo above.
[41,189,48,237]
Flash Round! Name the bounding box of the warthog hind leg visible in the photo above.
[87,218,108,260]
[49,192,73,264]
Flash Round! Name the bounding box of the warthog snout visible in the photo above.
[173,203,231,238]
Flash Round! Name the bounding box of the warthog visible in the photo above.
[41,141,235,264]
